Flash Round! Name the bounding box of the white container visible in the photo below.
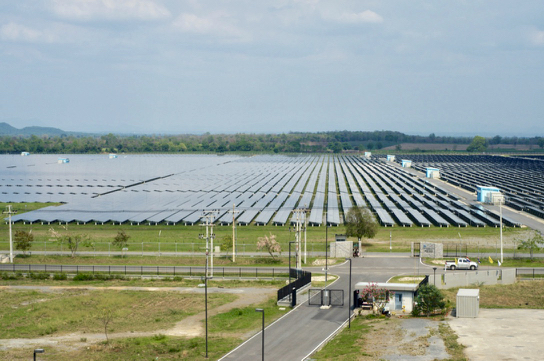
[456,289,480,318]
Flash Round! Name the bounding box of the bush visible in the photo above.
[0,272,21,280]
[29,272,50,280]
[412,284,447,317]
[53,273,68,280]
[73,273,95,281]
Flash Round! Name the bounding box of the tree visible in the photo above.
[14,230,34,255]
[538,137,544,149]
[466,135,487,152]
[412,284,446,316]
[256,233,281,258]
[112,230,130,250]
[517,232,543,260]
[61,234,91,258]
[360,283,392,314]
[345,206,379,248]
[220,235,233,256]
[98,308,115,343]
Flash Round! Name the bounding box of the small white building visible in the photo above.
[355,282,420,314]
[364,151,372,159]
[21,152,30,156]
[476,186,504,204]
[401,160,412,168]
[386,155,396,162]
[58,157,70,164]
[426,167,440,179]
[109,153,118,159]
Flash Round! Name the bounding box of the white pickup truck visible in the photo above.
[444,257,478,270]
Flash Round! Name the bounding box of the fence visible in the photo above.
[0,241,327,256]
[277,269,312,301]
[0,264,290,279]
[516,268,544,279]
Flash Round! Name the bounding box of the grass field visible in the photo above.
[0,289,234,339]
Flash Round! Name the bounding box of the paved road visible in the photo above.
[220,255,430,361]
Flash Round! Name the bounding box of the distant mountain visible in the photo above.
[0,122,69,136]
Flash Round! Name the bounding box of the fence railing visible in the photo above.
[516,268,544,279]
[0,241,326,256]
[0,264,290,279]
[277,269,312,301]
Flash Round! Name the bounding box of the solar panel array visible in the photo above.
[2,153,534,227]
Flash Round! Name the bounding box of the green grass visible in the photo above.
[0,334,241,360]
[311,315,380,360]
[209,297,288,334]
[438,322,467,361]
[0,289,235,339]
[441,280,544,309]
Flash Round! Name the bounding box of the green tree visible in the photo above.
[220,235,233,256]
[467,135,488,152]
[61,234,91,258]
[345,206,379,248]
[112,230,130,250]
[538,137,544,149]
[517,232,543,260]
[412,284,446,316]
[14,230,34,255]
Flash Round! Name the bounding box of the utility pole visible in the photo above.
[231,204,239,262]
[500,199,503,264]
[200,210,218,278]
[304,207,308,264]
[3,205,17,263]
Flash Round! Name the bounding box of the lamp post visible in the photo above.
[289,241,296,288]
[325,210,328,283]
[345,258,352,328]
[255,308,265,361]
[433,267,437,286]
[499,199,503,264]
[33,349,44,361]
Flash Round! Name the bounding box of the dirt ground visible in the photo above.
[0,286,276,353]
[355,313,450,361]
[449,309,544,361]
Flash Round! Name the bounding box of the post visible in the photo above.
[389,231,392,252]
[255,308,264,361]
[433,267,437,286]
[232,203,238,263]
[346,258,352,328]
[33,349,44,361]
[304,207,308,264]
[3,205,17,263]
[500,200,503,263]
[325,210,328,283]
[205,234,209,358]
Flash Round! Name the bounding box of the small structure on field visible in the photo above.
[476,186,504,204]
[401,159,412,168]
[426,167,440,179]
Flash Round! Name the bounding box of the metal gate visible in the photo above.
[413,242,420,257]
[308,289,344,306]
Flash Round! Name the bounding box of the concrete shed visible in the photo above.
[476,186,504,204]
[401,160,412,168]
[426,167,440,179]
[364,151,372,159]
[355,282,419,314]
[387,155,396,162]
[456,289,480,318]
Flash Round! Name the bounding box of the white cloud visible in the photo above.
[0,22,54,43]
[172,12,249,40]
[50,0,171,21]
[530,29,544,46]
[334,10,384,24]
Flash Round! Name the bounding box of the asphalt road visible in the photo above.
[219,255,429,361]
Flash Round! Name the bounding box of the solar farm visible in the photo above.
[1,153,543,228]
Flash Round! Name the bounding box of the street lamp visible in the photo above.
[433,267,437,286]
[34,349,44,361]
[325,210,328,282]
[345,258,352,328]
[289,241,296,286]
[255,308,265,361]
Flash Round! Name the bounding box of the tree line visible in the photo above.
[1,131,543,154]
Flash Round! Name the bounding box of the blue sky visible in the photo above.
[1,1,543,136]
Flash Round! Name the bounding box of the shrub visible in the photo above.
[53,273,68,280]
[73,273,95,281]
[29,272,50,280]
[412,284,446,316]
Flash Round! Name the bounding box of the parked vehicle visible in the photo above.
[445,257,478,270]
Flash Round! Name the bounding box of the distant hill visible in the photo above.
[0,122,69,136]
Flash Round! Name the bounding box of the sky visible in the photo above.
[1,1,543,136]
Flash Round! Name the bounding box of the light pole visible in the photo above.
[325,210,328,283]
[345,258,352,328]
[499,199,503,263]
[433,267,437,286]
[289,241,296,287]
[389,231,392,252]
[33,349,44,361]
[255,308,265,361]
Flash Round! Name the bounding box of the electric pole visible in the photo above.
[3,205,17,263]
[230,204,239,262]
